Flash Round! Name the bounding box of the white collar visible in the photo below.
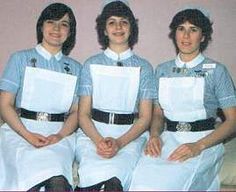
[175,53,205,68]
[35,44,63,61]
[104,48,133,61]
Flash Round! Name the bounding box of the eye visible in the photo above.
[45,20,55,24]
[176,26,185,31]
[190,27,199,33]
[121,20,129,27]
[61,22,70,28]
[107,20,116,26]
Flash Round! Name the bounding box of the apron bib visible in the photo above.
[21,66,77,113]
[90,64,140,113]
[0,66,77,190]
[77,64,147,190]
[159,77,206,122]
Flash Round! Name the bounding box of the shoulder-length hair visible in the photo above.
[96,1,138,50]
[169,9,213,53]
[36,3,76,55]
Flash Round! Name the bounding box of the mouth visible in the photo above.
[50,33,61,38]
[113,32,125,36]
[181,42,191,46]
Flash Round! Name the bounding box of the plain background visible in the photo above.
[0,0,235,83]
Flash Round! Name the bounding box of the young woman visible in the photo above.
[129,8,236,191]
[75,1,156,191]
[0,3,81,191]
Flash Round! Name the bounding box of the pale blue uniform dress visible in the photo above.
[129,53,236,191]
[0,44,81,190]
[75,48,157,190]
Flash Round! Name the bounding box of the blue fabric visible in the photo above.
[0,46,82,107]
[154,56,236,118]
[78,50,157,109]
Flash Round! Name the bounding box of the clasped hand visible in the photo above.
[96,137,120,158]
[145,136,203,162]
[26,132,63,148]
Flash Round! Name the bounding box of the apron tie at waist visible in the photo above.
[92,108,137,125]
[166,118,215,132]
[18,108,66,122]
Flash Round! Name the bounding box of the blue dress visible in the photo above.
[0,44,81,190]
[76,48,157,190]
[129,53,236,191]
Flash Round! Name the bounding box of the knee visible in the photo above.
[104,177,123,191]
[45,175,71,191]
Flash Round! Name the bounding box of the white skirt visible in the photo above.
[75,120,148,191]
[0,118,76,191]
[129,130,224,191]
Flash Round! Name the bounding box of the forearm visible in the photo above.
[79,114,103,145]
[117,100,152,148]
[117,116,150,148]
[150,105,164,137]
[196,119,236,150]
[58,110,79,138]
[0,104,30,138]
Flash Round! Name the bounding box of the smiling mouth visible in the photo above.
[113,32,125,36]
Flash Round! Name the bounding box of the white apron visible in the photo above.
[76,65,147,190]
[129,76,224,191]
[0,66,77,190]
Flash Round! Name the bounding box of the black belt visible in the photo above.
[19,108,65,122]
[166,118,215,132]
[91,108,137,125]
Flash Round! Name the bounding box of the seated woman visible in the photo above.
[75,0,156,191]
[129,8,236,191]
[0,3,81,191]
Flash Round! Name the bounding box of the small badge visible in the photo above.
[203,63,216,69]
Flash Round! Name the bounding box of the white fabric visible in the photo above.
[0,67,77,190]
[129,131,224,191]
[159,77,206,122]
[91,64,140,113]
[76,65,144,190]
[76,121,147,190]
[21,67,77,113]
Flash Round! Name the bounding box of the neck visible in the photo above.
[41,43,62,55]
[109,44,129,54]
[179,51,200,62]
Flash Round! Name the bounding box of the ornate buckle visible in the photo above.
[176,122,192,131]
[37,112,49,121]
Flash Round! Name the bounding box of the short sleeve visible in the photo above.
[138,63,157,100]
[78,62,93,96]
[214,65,236,108]
[0,53,21,94]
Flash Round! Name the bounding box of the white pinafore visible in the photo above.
[129,75,224,191]
[0,66,77,190]
[76,64,148,190]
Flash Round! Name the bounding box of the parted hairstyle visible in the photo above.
[36,3,76,55]
[169,9,213,53]
[96,1,138,50]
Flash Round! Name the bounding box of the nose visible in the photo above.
[115,22,122,29]
[53,22,60,30]
[183,29,190,38]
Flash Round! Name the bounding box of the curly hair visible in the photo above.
[96,1,138,50]
[36,3,76,55]
[169,9,213,53]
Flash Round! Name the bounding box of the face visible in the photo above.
[41,14,70,54]
[175,21,205,61]
[105,16,131,51]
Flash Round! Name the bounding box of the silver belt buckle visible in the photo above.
[108,112,115,124]
[176,122,192,131]
[37,112,49,121]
